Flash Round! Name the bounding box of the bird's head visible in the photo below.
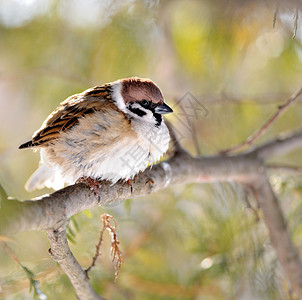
[111,77,173,126]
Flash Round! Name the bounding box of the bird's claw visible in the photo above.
[122,179,133,193]
[76,176,101,195]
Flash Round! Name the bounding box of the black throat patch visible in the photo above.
[153,113,162,127]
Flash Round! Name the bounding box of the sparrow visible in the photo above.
[19,77,173,191]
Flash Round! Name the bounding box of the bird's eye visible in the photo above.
[141,99,149,107]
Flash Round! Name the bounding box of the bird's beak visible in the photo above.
[154,103,173,114]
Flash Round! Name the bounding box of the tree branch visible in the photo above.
[255,130,302,159]
[254,174,302,297]
[267,164,302,174]
[2,152,258,235]
[2,130,302,298]
[47,225,104,300]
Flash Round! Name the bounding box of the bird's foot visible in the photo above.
[76,176,101,195]
[122,178,133,193]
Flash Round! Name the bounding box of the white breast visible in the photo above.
[80,119,170,183]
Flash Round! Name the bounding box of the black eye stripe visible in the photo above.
[139,100,158,110]
[129,106,147,117]
[128,102,162,124]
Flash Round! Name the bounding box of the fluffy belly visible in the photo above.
[25,112,170,191]
[73,141,152,183]
[41,127,169,186]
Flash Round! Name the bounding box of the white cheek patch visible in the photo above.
[141,107,155,122]
[111,82,127,113]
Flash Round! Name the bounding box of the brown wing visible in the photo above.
[19,85,114,149]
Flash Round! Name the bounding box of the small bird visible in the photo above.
[19,77,173,191]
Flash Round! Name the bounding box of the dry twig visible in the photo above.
[220,86,302,154]
[293,8,299,39]
[273,2,280,28]
[86,213,122,281]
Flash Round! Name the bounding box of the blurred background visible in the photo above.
[1,0,302,299]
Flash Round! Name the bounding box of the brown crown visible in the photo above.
[121,77,164,104]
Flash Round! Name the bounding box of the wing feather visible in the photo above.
[19,86,117,149]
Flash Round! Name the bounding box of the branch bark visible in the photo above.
[255,130,302,159]
[2,130,302,298]
[253,174,302,295]
[2,152,258,234]
[47,226,104,300]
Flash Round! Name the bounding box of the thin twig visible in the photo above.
[293,8,299,39]
[85,214,122,281]
[273,2,280,28]
[104,214,122,281]
[220,86,302,154]
[1,242,19,264]
[85,223,106,276]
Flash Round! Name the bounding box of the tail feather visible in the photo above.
[19,141,34,149]
[25,164,65,191]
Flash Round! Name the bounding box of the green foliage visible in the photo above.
[21,265,46,300]
[66,216,80,244]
